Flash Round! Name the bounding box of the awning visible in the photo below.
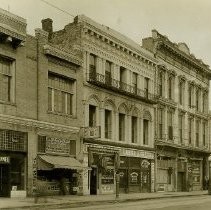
[37,155,83,170]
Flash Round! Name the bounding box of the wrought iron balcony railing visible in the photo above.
[87,72,158,104]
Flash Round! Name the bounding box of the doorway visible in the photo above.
[90,168,97,195]
[177,172,185,191]
[0,164,10,197]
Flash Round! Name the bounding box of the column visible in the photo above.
[127,115,132,143]
[174,76,179,103]
[100,108,105,139]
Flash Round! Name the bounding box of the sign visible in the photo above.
[0,156,10,164]
[141,160,150,169]
[130,172,139,184]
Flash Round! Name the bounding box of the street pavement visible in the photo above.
[64,195,211,210]
[0,190,208,210]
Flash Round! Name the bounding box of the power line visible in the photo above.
[40,0,75,18]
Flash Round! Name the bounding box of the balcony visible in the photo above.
[80,126,101,139]
[87,72,158,104]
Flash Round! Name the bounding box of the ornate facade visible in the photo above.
[51,15,157,195]
[143,30,211,192]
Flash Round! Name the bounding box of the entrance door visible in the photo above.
[0,164,10,197]
[177,172,185,191]
[141,171,150,192]
[90,168,97,195]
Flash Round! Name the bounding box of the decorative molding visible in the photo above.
[0,114,80,133]
[43,44,82,66]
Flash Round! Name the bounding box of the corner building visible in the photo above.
[143,30,211,192]
[50,15,158,195]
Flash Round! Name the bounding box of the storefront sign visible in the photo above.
[0,156,10,164]
[122,148,154,159]
[46,137,70,155]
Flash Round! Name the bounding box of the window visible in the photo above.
[105,61,112,85]
[203,122,206,146]
[167,111,173,140]
[48,73,74,115]
[188,85,192,108]
[119,113,125,141]
[179,81,183,105]
[89,105,96,127]
[178,114,183,143]
[89,54,96,79]
[158,72,163,97]
[196,120,199,147]
[168,76,172,99]
[143,119,149,145]
[188,118,192,144]
[144,77,149,98]
[120,67,126,90]
[105,109,112,139]
[132,72,138,94]
[196,88,199,111]
[131,116,137,143]
[158,109,163,139]
[202,92,206,113]
[0,57,12,102]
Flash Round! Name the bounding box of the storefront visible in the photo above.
[34,135,82,196]
[0,130,27,197]
[84,143,155,195]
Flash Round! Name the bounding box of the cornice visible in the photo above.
[43,44,82,66]
[0,114,80,133]
[82,24,157,66]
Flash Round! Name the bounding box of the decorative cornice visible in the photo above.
[77,15,157,66]
[43,44,82,66]
[0,114,80,133]
[0,8,26,42]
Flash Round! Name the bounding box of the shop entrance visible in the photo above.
[177,172,185,191]
[0,164,10,197]
[90,168,97,195]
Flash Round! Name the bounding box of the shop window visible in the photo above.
[131,116,137,143]
[0,56,13,102]
[48,72,75,115]
[105,109,112,139]
[143,119,149,145]
[89,105,96,127]
[119,113,125,141]
[10,156,25,190]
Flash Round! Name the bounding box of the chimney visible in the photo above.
[41,18,53,38]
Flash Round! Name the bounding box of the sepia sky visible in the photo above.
[0,0,211,65]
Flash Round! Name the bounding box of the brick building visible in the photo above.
[0,8,83,197]
[143,30,211,192]
[49,15,158,195]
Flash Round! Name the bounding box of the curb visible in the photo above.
[1,193,208,210]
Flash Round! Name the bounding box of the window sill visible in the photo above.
[0,100,16,106]
[47,111,76,118]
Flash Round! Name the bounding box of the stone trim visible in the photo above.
[43,44,82,66]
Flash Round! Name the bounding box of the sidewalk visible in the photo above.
[0,190,208,210]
